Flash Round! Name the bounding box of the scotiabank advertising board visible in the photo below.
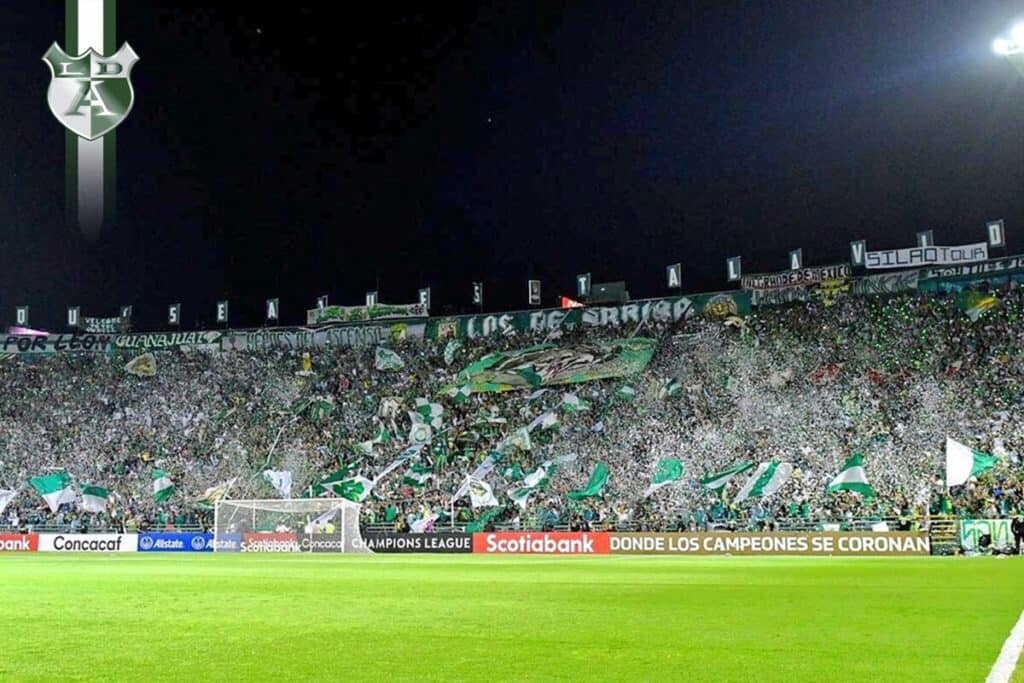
[472,532,611,554]
[241,532,300,553]
[608,532,931,556]
[0,533,38,552]
[38,533,138,553]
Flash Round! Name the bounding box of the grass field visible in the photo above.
[0,555,1021,681]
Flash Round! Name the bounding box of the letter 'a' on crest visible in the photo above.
[42,42,139,140]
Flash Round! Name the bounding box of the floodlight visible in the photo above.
[993,38,1012,56]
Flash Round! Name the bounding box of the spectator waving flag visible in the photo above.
[152,469,176,503]
[0,488,16,514]
[567,462,608,500]
[263,470,293,499]
[468,478,499,509]
[335,476,374,503]
[30,472,75,512]
[945,438,997,487]
[642,459,685,498]
[699,461,753,490]
[733,462,793,504]
[374,347,405,371]
[124,353,157,377]
[79,485,108,513]
[825,454,875,499]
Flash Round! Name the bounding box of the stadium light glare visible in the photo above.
[993,38,1012,56]
[1012,23,1024,45]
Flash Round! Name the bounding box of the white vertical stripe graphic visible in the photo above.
[78,0,105,51]
[76,0,107,237]
[987,609,1024,683]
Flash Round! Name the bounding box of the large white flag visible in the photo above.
[263,470,293,499]
[0,489,17,514]
[469,478,499,509]
[945,438,998,487]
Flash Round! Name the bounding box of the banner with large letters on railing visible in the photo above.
[958,519,1016,551]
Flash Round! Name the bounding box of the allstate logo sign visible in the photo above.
[136,532,213,553]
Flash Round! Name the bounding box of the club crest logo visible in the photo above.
[42,42,139,140]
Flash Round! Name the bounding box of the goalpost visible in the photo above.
[213,498,370,554]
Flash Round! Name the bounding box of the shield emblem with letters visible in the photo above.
[42,42,139,140]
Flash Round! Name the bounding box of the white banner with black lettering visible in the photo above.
[39,533,138,553]
[865,242,988,270]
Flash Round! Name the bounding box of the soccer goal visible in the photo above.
[213,498,370,554]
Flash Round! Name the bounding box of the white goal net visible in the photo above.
[213,498,369,553]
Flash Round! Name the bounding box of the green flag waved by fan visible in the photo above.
[699,461,754,490]
[374,346,405,371]
[567,462,608,500]
[945,437,997,487]
[30,472,74,512]
[825,454,875,499]
[152,469,175,503]
[955,290,997,322]
[642,459,684,498]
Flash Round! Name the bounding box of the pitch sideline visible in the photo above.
[987,608,1024,683]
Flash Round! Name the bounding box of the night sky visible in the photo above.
[3,1,1024,331]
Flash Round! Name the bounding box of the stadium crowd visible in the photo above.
[1,283,1023,534]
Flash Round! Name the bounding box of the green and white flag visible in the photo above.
[560,392,591,412]
[615,385,637,401]
[310,468,349,497]
[335,476,374,503]
[443,339,462,366]
[508,460,556,509]
[502,427,532,452]
[468,477,499,509]
[734,462,793,504]
[409,422,433,446]
[945,437,998,487]
[79,485,108,513]
[375,347,405,371]
[522,461,556,489]
[152,469,176,503]
[567,462,608,500]
[826,454,875,498]
[0,488,16,514]
[403,463,434,488]
[30,472,75,512]
[528,411,559,432]
[308,396,335,423]
[956,291,997,322]
[450,384,473,404]
[354,425,392,456]
[642,458,685,498]
[699,461,754,490]
[196,479,236,507]
[374,445,424,482]
[658,378,683,399]
[263,469,293,499]
[413,399,445,429]
[508,486,535,509]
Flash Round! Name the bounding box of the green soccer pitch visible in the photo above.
[0,554,1021,681]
